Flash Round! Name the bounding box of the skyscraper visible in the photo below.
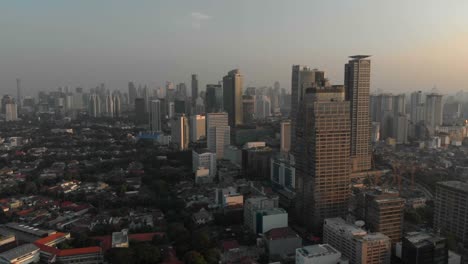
[294,86,351,232]
[128,82,137,109]
[171,114,189,151]
[206,84,222,113]
[16,78,22,108]
[255,95,271,119]
[5,103,18,121]
[190,114,206,142]
[191,74,198,106]
[434,181,468,250]
[112,91,121,117]
[242,95,255,123]
[88,93,101,117]
[425,93,443,135]
[280,120,291,153]
[104,93,114,118]
[207,112,230,159]
[345,55,372,173]
[149,100,162,132]
[223,69,243,127]
[290,66,326,152]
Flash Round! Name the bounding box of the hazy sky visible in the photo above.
[1,0,468,95]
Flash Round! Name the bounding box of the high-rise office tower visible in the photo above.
[425,93,443,135]
[5,103,18,121]
[171,114,189,151]
[206,84,221,113]
[207,112,230,159]
[142,86,150,113]
[393,94,408,144]
[409,91,425,138]
[191,74,198,106]
[112,92,121,117]
[223,69,243,127]
[149,100,162,132]
[1,95,14,114]
[410,91,425,123]
[104,93,114,118]
[190,114,206,142]
[290,66,326,152]
[134,98,146,124]
[167,102,175,119]
[345,55,372,173]
[357,190,405,244]
[242,95,255,123]
[255,95,271,119]
[88,94,101,117]
[294,86,351,232]
[434,181,468,250]
[128,82,137,109]
[16,78,22,108]
[280,121,291,153]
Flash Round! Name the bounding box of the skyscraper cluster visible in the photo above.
[292,56,373,232]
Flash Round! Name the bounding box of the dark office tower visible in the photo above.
[345,55,372,173]
[134,98,147,124]
[434,181,468,250]
[128,82,137,109]
[16,78,22,108]
[174,100,186,115]
[290,66,326,152]
[402,232,448,264]
[223,69,243,127]
[242,95,255,123]
[191,74,198,106]
[294,86,351,233]
[205,84,219,113]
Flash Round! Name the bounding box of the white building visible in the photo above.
[323,218,391,264]
[296,244,348,264]
[244,196,279,233]
[192,149,217,177]
[5,103,18,121]
[255,95,271,119]
[207,112,230,159]
[271,155,296,191]
[190,115,206,142]
[253,207,288,234]
[215,187,243,208]
[0,243,40,264]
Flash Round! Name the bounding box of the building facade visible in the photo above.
[345,55,372,173]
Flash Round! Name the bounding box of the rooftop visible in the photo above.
[297,244,340,258]
[405,231,446,247]
[0,243,39,261]
[437,181,468,193]
[264,227,298,240]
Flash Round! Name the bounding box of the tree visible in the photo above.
[184,251,207,264]
[192,231,211,252]
[105,248,134,264]
[133,243,161,263]
[203,248,220,264]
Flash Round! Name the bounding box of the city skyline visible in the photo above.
[1,1,468,95]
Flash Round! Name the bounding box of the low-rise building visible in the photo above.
[264,227,301,258]
[323,218,391,264]
[401,231,448,264]
[295,244,348,264]
[253,208,288,234]
[0,244,39,264]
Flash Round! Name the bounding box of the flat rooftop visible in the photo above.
[297,244,339,258]
[437,181,468,193]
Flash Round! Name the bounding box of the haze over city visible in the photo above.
[1,0,468,94]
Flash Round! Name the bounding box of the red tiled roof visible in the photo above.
[35,232,68,246]
[16,208,34,216]
[58,247,101,256]
[265,227,298,240]
[34,243,101,257]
